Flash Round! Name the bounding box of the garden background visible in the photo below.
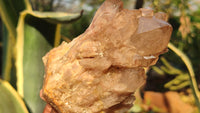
[0,0,200,113]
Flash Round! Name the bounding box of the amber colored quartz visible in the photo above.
[40,0,172,112]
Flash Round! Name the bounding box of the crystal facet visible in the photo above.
[41,0,172,112]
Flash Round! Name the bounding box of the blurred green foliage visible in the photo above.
[0,0,82,112]
[152,57,191,90]
[145,0,200,94]
[148,0,200,76]
[146,0,200,112]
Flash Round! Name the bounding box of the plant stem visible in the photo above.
[168,43,200,111]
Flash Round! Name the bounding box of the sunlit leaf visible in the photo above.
[32,11,83,24]
[0,0,31,83]
[0,0,30,38]
[0,79,28,113]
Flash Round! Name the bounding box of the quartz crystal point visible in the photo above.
[41,0,172,112]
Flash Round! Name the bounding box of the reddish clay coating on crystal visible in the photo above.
[40,0,172,112]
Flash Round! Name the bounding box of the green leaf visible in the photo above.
[15,10,82,113]
[2,25,17,87]
[23,23,51,113]
[0,79,28,113]
[0,0,31,38]
[32,11,83,24]
[0,0,31,83]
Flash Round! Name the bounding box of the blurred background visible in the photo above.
[0,0,200,113]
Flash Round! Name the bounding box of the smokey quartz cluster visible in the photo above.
[40,0,172,112]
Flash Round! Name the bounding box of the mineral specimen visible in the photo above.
[40,0,172,112]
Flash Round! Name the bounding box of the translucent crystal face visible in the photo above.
[133,9,172,56]
[41,0,172,113]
